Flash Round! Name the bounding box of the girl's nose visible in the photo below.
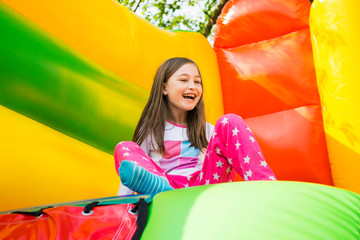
[188,81,195,89]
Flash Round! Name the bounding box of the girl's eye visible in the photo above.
[179,79,187,82]
[195,80,201,84]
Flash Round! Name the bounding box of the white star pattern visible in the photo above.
[228,158,233,164]
[243,155,250,164]
[246,127,252,132]
[215,147,221,154]
[249,136,255,143]
[225,167,232,174]
[221,117,229,126]
[245,169,253,178]
[212,131,217,138]
[216,160,224,168]
[235,141,241,149]
[187,175,192,181]
[258,152,262,157]
[122,147,130,151]
[260,160,267,167]
[205,179,210,185]
[269,176,276,180]
[142,157,148,161]
[213,173,220,181]
[244,175,249,181]
[200,172,204,180]
[184,183,189,188]
[123,152,130,157]
[232,127,239,136]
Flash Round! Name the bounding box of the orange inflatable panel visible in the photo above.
[216,28,318,118]
[214,0,310,48]
[245,106,332,184]
[214,0,332,185]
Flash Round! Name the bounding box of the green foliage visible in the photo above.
[118,0,222,39]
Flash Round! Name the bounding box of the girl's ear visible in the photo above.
[162,83,168,95]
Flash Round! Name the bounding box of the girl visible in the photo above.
[114,57,276,196]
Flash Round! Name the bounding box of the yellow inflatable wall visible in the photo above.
[310,0,360,193]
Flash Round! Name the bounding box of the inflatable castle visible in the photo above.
[0,0,359,238]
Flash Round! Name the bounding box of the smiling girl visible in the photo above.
[114,57,276,196]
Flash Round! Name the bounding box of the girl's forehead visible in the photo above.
[173,63,200,76]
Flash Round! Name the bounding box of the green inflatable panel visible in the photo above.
[142,181,360,239]
[0,2,148,154]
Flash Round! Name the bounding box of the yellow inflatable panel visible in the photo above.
[1,0,223,124]
[0,105,118,211]
[310,0,360,193]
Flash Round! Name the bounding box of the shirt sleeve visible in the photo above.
[206,122,215,141]
[139,135,151,156]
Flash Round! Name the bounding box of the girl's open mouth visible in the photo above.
[183,94,196,100]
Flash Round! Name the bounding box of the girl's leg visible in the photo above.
[114,141,174,194]
[194,114,276,186]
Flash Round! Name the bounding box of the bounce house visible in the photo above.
[0,0,359,239]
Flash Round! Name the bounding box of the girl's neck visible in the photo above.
[166,110,187,127]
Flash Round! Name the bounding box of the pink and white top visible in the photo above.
[140,121,214,176]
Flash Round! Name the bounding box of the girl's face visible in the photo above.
[163,63,203,117]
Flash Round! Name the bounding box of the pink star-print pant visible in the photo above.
[114,114,277,190]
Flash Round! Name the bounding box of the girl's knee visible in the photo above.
[216,114,246,128]
[224,113,242,121]
[114,141,140,175]
[115,141,139,154]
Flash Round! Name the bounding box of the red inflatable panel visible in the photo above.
[216,28,318,118]
[0,196,151,240]
[214,0,310,48]
[245,106,333,185]
[214,0,333,185]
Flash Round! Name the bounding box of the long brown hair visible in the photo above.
[133,57,208,155]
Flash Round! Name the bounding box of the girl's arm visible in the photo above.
[139,134,152,156]
[206,122,215,142]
